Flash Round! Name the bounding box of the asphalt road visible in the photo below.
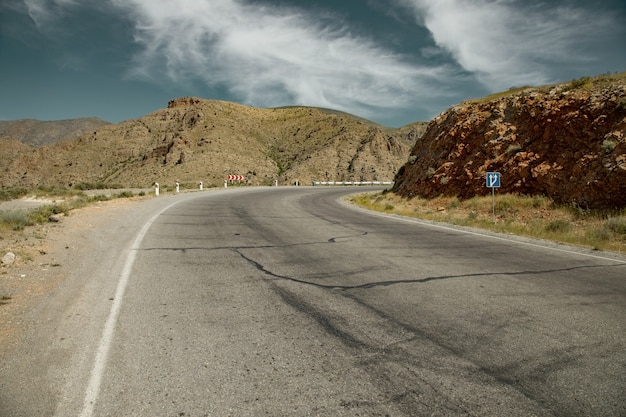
[1,187,625,416]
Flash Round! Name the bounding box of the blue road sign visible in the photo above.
[486,172,501,188]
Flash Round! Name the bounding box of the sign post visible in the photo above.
[486,172,501,223]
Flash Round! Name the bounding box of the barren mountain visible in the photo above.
[0,118,110,148]
[0,99,425,188]
[393,73,626,209]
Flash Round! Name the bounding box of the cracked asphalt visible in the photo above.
[1,186,625,416]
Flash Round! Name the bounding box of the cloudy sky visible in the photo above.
[1,0,625,127]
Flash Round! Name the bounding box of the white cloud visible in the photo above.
[106,0,458,120]
[399,0,623,90]
[9,0,626,125]
[22,0,77,29]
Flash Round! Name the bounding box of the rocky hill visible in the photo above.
[0,118,110,148]
[393,73,626,209]
[0,99,425,188]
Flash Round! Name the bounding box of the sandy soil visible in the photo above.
[0,197,142,356]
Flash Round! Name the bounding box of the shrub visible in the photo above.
[0,210,30,231]
[74,182,122,191]
[605,217,626,236]
[569,76,592,90]
[35,185,83,198]
[495,196,518,212]
[532,196,547,209]
[426,167,436,178]
[89,194,110,202]
[601,139,617,153]
[0,187,28,202]
[545,219,572,233]
[587,227,611,243]
[569,204,592,220]
[506,144,522,155]
[27,204,68,224]
[408,155,417,164]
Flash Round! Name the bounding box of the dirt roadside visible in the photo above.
[0,197,147,356]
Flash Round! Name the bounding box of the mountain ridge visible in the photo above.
[0,117,111,148]
[0,100,425,188]
[2,72,624,210]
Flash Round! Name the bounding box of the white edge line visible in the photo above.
[79,199,184,417]
[340,196,626,265]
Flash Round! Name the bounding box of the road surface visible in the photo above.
[1,187,624,416]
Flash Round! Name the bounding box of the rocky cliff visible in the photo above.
[393,74,626,209]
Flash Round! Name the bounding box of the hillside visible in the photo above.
[393,73,626,209]
[0,118,110,148]
[0,99,426,188]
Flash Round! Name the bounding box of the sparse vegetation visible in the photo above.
[0,187,147,233]
[465,85,534,104]
[506,144,522,155]
[74,182,123,190]
[33,185,84,198]
[0,210,30,231]
[350,192,626,253]
[0,187,28,202]
[568,76,593,90]
[545,219,572,233]
[602,139,617,153]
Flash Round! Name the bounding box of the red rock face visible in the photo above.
[393,80,626,209]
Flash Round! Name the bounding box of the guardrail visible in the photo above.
[312,181,394,186]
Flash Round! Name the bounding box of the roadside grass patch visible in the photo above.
[74,182,123,190]
[0,186,148,234]
[545,219,572,233]
[605,217,626,236]
[0,210,30,231]
[349,192,626,253]
[0,187,29,202]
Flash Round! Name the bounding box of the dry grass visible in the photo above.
[462,71,626,105]
[350,192,626,254]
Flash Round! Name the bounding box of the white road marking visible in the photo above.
[79,200,183,417]
[343,197,626,265]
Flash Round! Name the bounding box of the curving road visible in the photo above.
[1,187,625,416]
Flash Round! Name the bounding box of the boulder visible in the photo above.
[1,252,16,266]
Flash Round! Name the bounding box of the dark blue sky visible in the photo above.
[1,0,625,127]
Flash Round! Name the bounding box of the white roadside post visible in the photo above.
[175,182,180,194]
[486,172,501,223]
[224,180,228,188]
[199,182,203,191]
[154,182,159,196]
